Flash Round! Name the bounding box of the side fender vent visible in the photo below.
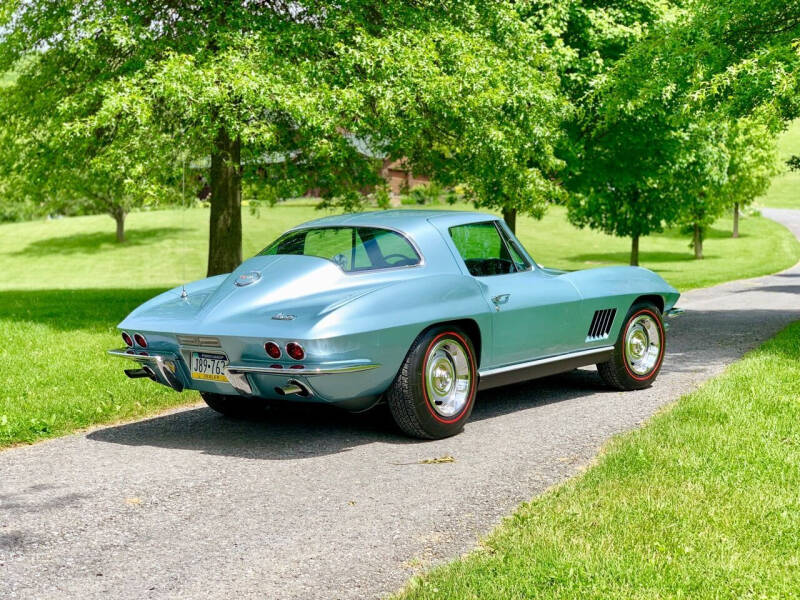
[586,308,617,341]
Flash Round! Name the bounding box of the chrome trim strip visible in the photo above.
[226,362,380,376]
[108,348,172,361]
[479,346,615,378]
[666,307,685,318]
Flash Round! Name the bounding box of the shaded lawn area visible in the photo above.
[0,289,192,447]
[0,202,798,447]
[396,321,800,599]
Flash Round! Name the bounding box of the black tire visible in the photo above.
[597,302,666,391]
[200,392,269,418]
[386,326,478,440]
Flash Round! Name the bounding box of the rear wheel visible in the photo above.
[200,392,269,418]
[597,302,665,390]
[387,326,477,439]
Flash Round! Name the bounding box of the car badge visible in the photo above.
[235,271,261,287]
[272,313,296,321]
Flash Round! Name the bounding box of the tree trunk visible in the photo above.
[630,233,639,266]
[732,202,739,238]
[111,206,126,243]
[207,127,243,276]
[502,206,517,233]
[693,223,704,259]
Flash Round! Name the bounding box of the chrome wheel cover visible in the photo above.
[425,337,472,418]
[625,314,661,376]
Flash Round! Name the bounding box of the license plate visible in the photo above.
[190,352,228,382]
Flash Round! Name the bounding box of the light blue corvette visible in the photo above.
[110,210,682,439]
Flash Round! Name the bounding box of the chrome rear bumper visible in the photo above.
[222,360,380,396]
[108,348,380,397]
[107,349,184,392]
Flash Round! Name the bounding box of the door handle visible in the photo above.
[491,293,510,308]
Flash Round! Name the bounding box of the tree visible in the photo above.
[565,48,688,267]
[318,3,572,233]
[553,0,681,264]
[0,2,370,273]
[566,112,684,265]
[0,88,180,241]
[0,2,575,273]
[722,118,778,238]
[667,121,730,259]
[565,0,798,265]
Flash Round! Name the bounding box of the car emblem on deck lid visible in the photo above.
[235,271,261,287]
[272,313,296,321]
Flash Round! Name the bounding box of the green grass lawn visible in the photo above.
[396,321,800,599]
[759,119,800,209]
[1,203,797,291]
[0,202,798,447]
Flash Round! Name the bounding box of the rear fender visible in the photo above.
[309,274,492,381]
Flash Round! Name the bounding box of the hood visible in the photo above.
[560,265,679,299]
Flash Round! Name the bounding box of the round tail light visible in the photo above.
[122,332,133,347]
[134,333,148,348]
[264,341,281,359]
[286,342,305,361]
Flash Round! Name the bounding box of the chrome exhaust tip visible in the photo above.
[274,380,310,397]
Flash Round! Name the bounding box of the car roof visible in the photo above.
[295,209,499,234]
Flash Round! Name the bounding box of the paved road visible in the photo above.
[2,209,799,600]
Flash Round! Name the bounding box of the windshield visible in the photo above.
[259,226,421,272]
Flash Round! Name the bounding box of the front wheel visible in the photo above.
[597,303,666,391]
[386,326,478,439]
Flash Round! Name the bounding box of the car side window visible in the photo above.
[370,229,420,266]
[449,222,517,277]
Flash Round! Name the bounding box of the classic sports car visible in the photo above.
[110,210,682,439]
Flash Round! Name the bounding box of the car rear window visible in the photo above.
[259,226,421,272]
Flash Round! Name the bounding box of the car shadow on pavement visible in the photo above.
[86,370,612,460]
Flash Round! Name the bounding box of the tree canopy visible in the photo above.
[564,0,798,263]
[0,0,796,269]
[0,2,577,270]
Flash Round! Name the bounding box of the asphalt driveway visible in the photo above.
[2,209,799,600]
